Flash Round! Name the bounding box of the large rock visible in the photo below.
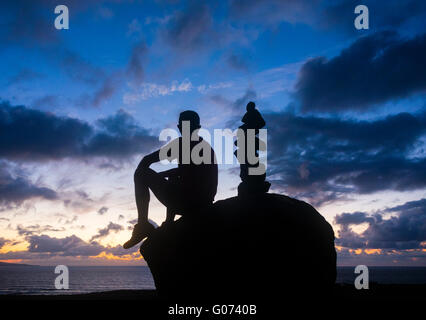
[140,192,336,302]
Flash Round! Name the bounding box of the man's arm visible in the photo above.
[137,137,180,170]
[159,168,180,178]
[137,150,160,171]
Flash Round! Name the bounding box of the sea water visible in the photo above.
[0,266,425,295]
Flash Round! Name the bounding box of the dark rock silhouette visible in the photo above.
[140,103,336,303]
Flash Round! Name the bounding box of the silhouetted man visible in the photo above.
[124,110,218,249]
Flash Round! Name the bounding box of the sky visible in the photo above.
[0,0,425,266]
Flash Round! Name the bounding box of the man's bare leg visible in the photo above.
[123,167,155,249]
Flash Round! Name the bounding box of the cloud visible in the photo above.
[60,43,148,108]
[162,2,214,51]
[295,31,426,112]
[28,234,105,256]
[123,79,193,103]
[0,162,58,208]
[0,233,141,262]
[97,6,114,20]
[336,246,426,266]
[0,0,59,46]
[126,42,148,84]
[158,2,257,57]
[226,54,249,71]
[229,0,426,34]
[0,101,159,161]
[8,69,44,85]
[127,19,143,37]
[197,82,233,94]
[90,222,124,241]
[208,88,257,119]
[265,110,426,205]
[60,50,106,86]
[32,95,60,109]
[91,77,117,107]
[144,15,172,26]
[321,0,426,34]
[232,88,257,110]
[229,0,315,26]
[334,198,426,249]
[97,206,109,215]
[0,237,9,249]
[334,211,374,226]
[0,1,130,47]
[16,224,65,236]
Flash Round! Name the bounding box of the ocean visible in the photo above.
[0,265,155,295]
[0,266,425,295]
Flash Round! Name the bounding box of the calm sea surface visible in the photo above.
[0,266,425,295]
[0,265,155,295]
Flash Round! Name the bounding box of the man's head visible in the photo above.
[178,110,201,134]
[246,101,255,112]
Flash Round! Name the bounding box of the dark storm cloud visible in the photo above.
[90,222,124,241]
[0,162,58,207]
[83,109,160,158]
[265,110,426,204]
[295,31,426,112]
[334,198,426,249]
[334,211,374,225]
[27,234,105,256]
[0,101,92,160]
[0,101,159,161]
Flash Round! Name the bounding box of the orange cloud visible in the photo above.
[92,251,142,261]
[0,259,23,264]
[364,249,382,255]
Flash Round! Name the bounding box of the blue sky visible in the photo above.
[0,0,426,266]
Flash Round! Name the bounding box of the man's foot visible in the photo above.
[123,222,155,249]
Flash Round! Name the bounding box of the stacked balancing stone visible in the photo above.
[235,101,271,195]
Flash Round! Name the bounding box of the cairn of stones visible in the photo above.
[234,101,270,195]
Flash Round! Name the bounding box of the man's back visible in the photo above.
[162,136,218,204]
